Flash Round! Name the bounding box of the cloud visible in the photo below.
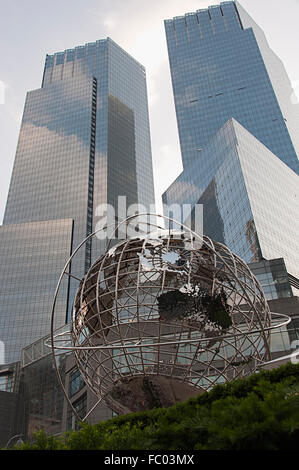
[153,143,183,215]
[0,80,6,105]
[88,0,212,76]
[88,1,212,212]
[291,80,299,104]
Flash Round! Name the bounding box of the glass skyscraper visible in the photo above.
[163,1,299,296]
[0,38,155,365]
[164,1,299,173]
[164,118,299,279]
[235,1,299,164]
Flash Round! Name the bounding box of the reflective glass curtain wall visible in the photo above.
[1,38,155,364]
[235,1,299,163]
[164,1,299,173]
[4,38,155,263]
[0,219,73,364]
[164,118,299,283]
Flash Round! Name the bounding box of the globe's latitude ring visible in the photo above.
[48,213,291,421]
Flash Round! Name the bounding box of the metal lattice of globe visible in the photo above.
[70,218,271,414]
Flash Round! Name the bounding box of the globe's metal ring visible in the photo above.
[49,213,289,422]
[48,311,290,352]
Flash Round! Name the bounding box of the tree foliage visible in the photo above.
[9,363,299,450]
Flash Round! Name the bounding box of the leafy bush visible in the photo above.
[8,363,299,450]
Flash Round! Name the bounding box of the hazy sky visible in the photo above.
[0,0,298,222]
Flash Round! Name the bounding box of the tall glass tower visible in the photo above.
[164,1,299,173]
[0,38,155,364]
[163,2,299,296]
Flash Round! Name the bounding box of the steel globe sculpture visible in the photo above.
[50,214,289,418]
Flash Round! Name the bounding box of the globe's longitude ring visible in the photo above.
[49,214,290,421]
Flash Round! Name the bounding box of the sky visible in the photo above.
[0,0,299,223]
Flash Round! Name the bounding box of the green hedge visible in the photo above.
[11,363,299,450]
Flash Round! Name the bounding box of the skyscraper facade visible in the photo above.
[235,1,299,163]
[0,38,155,365]
[163,1,299,297]
[164,1,299,173]
[163,118,299,286]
